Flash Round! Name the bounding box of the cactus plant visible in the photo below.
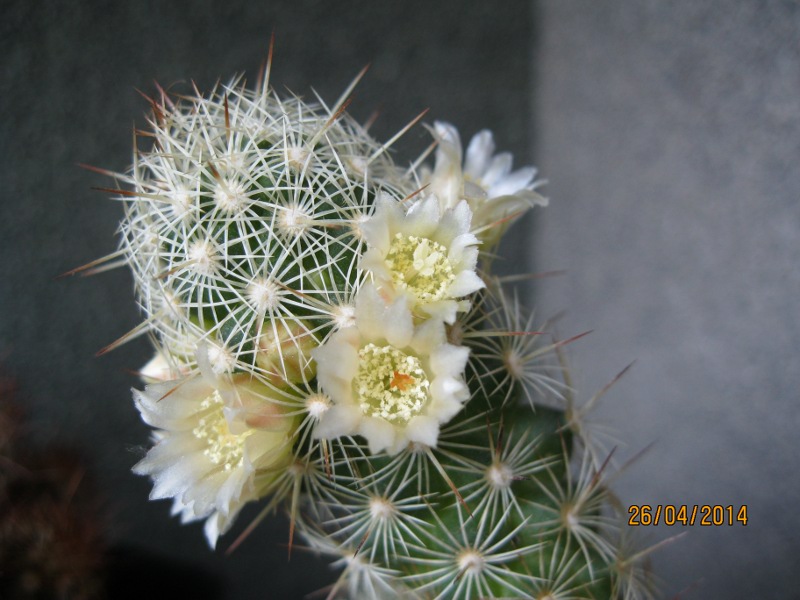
[82,54,655,599]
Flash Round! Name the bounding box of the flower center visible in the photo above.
[354,343,430,423]
[384,233,455,302]
[192,390,251,471]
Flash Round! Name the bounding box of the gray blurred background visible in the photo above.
[534,2,800,598]
[1,1,798,598]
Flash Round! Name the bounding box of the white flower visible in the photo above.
[426,121,547,246]
[361,194,484,324]
[311,285,470,455]
[132,363,296,547]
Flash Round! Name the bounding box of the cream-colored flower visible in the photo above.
[132,361,296,547]
[311,284,470,455]
[361,194,484,324]
[426,121,547,246]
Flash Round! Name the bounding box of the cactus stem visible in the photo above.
[95,65,651,597]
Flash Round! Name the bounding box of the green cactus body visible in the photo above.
[94,68,654,599]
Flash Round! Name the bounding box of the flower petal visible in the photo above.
[488,166,537,197]
[481,152,513,187]
[464,130,495,178]
[359,417,396,454]
[447,269,485,298]
[314,404,362,439]
[405,415,440,447]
